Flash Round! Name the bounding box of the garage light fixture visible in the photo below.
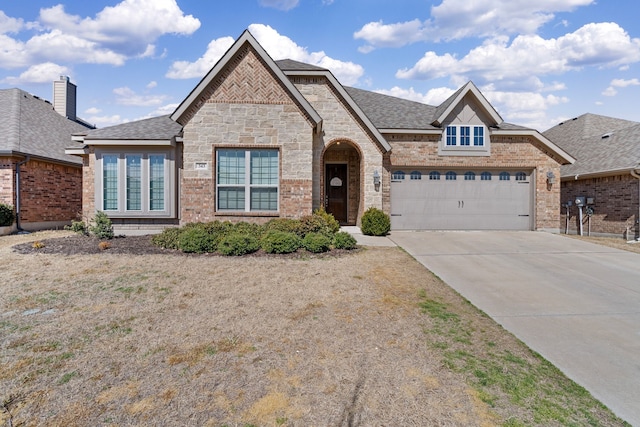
[546,171,556,185]
[373,169,381,191]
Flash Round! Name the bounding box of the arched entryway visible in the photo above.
[322,140,361,225]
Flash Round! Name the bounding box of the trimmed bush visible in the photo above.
[231,221,264,238]
[302,232,332,253]
[89,211,114,239]
[151,227,182,250]
[332,231,358,250]
[218,233,260,256]
[264,218,302,236]
[360,207,390,236]
[65,220,88,235]
[178,227,217,253]
[312,207,340,234]
[0,203,15,227]
[261,230,301,254]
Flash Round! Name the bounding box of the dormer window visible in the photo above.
[440,124,490,156]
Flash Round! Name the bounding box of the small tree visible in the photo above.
[89,211,114,239]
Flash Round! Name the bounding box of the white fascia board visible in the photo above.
[435,82,503,127]
[492,129,576,165]
[65,147,89,156]
[561,167,638,180]
[283,69,392,152]
[84,139,175,146]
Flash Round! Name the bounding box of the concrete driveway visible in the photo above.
[389,231,640,426]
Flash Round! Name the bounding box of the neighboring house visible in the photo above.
[544,113,640,239]
[68,30,574,235]
[0,77,93,232]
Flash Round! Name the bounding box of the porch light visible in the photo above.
[546,171,556,185]
[373,169,381,191]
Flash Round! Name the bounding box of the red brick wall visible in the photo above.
[0,157,82,224]
[561,174,640,238]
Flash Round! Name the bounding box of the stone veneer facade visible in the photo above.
[561,174,640,238]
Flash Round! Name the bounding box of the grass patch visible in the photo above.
[418,289,630,426]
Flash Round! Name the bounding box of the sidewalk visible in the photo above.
[340,226,396,247]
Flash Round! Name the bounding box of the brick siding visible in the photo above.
[561,174,640,238]
[0,156,82,224]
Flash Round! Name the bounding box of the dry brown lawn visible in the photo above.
[0,231,628,426]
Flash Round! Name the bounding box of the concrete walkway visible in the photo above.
[388,230,640,426]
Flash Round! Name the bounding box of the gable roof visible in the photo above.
[171,30,322,129]
[0,88,89,165]
[432,81,502,127]
[543,113,640,178]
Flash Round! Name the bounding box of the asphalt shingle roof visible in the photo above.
[543,113,640,177]
[83,115,183,140]
[0,88,89,164]
[275,59,328,72]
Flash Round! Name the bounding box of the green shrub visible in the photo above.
[89,211,114,239]
[0,203,15,227]
[302,232,332,253]
[360,207,390,236]
[218,233,260,256]
[261,230,301,254]
[312,207,340,234]
[264,218,302,236]
[65,220,87,235]
[178,227,217,253]
[151,227,182,250]
[231,221,264,238]
[332,231,358,250]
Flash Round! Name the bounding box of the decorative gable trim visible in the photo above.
[170,30,322,132]
[282,69,392,153]
[492,129,576,165]
[432,81,502,127]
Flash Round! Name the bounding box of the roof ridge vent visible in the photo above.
[601,132,613,139]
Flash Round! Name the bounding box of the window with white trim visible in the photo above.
[429,171,441,180]
[98,152,171,216]
[410,171,422,180]
[445,125,485,146]
[392,171,406,180]
[216,149,279,212]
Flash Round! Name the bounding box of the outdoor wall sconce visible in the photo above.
[373,169,381,191]
[546,171,556,185]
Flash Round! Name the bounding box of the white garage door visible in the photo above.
[390,170,532,230]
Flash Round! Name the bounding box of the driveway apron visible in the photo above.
[390,231,640,426]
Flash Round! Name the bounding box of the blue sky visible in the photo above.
[1,0,639,131]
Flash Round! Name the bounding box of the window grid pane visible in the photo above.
[481,172,492,181]
[460,126,470,146]
[149,155,165,211]
[410,171,422,180]
[464,171,475,180]
[251,150,278,185]
[250,188,278,211]
[429,171,440,180]
[392,171,405,180]
[474,126,484,146]
[218,150,245,185]
[446,126,456,146]
[515,172,527,181]
[218,188,245,210]
[446,171,457,181]
[500,172,511,181]
[126,155,142,211]
[103,155,118,210]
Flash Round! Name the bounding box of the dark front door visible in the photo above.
[325,164,348,224]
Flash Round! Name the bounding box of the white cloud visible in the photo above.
[374,86,455,105]
[602,77,640,97]
[258,0,299,11]
[113,86,168,106]
[166,36,235,79]
[354,0,594,51]
[146,81,158,89]
[86,114,125,127]
[396,23,640,90]
[85,107,102,115]
[0,0,199,71]
[0,10,25,33]
[1,62,71,85]
[166,24,365,85]
[38,0,200,57]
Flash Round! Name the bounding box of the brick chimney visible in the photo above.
[53,75,77,121]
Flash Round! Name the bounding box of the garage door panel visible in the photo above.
[391,171,532,230]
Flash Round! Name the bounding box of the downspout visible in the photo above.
[15,156,30,232]
[631,165,640,240]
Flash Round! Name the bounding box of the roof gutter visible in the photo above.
[15,155,30,232]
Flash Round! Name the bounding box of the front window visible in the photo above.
[98,152,171,216]
[460,126,470,146]
[217,149,279,212]
[440,125,489,156]
[474,126,484,146]
[446,126,457,146]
